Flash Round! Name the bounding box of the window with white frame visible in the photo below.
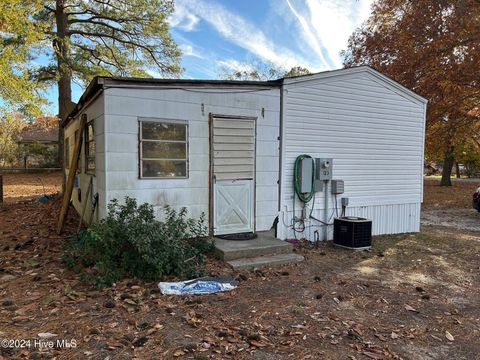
[139,120,188,178]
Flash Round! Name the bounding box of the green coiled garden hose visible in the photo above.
[294,154,315,203]
[291,154,316,238]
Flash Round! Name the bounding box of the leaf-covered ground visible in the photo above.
[0,173,479,359]
[1,172,62,204]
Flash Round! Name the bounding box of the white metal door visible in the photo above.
[212,117,255,235]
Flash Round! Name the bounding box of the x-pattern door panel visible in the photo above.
[214,180,253,235]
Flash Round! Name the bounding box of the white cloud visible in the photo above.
[177,0,315,71]
[168,4,200,32]
[179,44,204,59]
[145,69,162,78]
[283,0,374,68]
[217,59,256,73]
[285,0,329,68]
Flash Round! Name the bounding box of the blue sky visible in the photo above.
[44,0,374,114]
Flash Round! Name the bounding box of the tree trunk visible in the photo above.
[455,162,460,178]
[440,146,455,186]
[55,0,72,193]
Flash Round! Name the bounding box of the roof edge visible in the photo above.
[62,76,282,127]
[63,66,427,127]
[282,66,428,105]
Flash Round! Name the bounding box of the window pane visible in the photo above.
[87,157,95,172]
[89,141,95,155]
[88,124,94,138]
[142,141,186,159]
[142,160,187,178]
[142,122,186,141]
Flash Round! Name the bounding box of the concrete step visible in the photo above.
[214,232,293,261]
[227,253,305,270]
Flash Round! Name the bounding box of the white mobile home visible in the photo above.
[63,66,427,241]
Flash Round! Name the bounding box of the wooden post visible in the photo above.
[0,175,3,205]
[57,114,87,234]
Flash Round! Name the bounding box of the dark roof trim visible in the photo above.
[100,76,282,87]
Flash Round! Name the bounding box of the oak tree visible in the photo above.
[0,1,47,117]
[0,113,25,168]
[343,0,480,185]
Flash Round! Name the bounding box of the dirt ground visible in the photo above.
[1,172,62,204]
[0,174,479,359]
[422,179,480,232]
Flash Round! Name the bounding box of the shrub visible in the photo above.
[63,197,214,288]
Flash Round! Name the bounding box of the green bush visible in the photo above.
[63,197,214,288]
[24,142,59,168]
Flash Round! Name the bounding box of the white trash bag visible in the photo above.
[159,275,239,295]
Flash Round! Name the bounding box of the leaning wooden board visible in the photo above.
[57,114,87,234]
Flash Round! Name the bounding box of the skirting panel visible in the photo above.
[277,202,421,241]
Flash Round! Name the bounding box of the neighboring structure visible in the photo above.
[17,116,59,168]
[63,66,427,240]
[19,116,59,146]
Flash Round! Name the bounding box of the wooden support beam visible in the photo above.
[57,114,87,234]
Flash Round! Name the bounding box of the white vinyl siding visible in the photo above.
[63,94,106,222]
[279,68,426,240]
[103,87,280,231]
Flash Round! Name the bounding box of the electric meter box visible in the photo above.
[331,179,344,194]
[298,157,313,193]
[315,158,333,180]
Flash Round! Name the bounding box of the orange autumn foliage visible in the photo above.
[343,0,480,162]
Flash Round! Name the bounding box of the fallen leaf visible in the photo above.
[12,316,30,322]
[362,350,384,359]
[1,275,16,281]
[375,333,387,341]
[173,350,185,357]
[202,336,216,344]
[106,340,123,348]
[405,304,419,313]
[249,340,267,347]
[146,328,157,336]
[445,331,454,341]
[124,298,137,305]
